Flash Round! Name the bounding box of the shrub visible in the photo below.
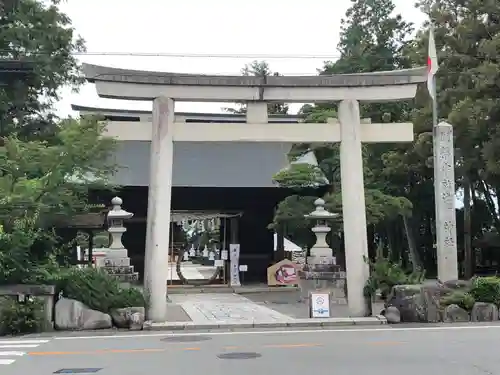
[469,276,500,305]
[0,296,45,336]
[58,267,146,313]
[441,290,475,312]
[364,252,425,299]
[109,286,147,310]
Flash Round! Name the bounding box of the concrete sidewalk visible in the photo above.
[145,293,386,331]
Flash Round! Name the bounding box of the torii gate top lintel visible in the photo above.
[82,63,427,103]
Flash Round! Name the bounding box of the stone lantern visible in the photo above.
[298,198,346,307]
[103,197,138,284]
[108,197,133,250]
[304,198,338,261]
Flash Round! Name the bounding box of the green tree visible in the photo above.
[272,0,419,266]
[0,117,117,284]
[0,0,117,284]
[225,60,289,115]
[410,0,500,275]
[0,0,85,139]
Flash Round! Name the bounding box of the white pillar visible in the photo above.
[144,103,159,293]
[246,102,268,123]
[145,96,174,322]
[434,122,458,281]
[339,99,370,317]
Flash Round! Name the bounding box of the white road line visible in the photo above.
[53,323,500,340]
[0,344,39,349]
[0,339,48,365]
[0,340,49,345]
[0,351,26,356]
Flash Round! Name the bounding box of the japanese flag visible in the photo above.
[427,27,438,99]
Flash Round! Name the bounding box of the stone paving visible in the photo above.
[168,293,295,323]
[245,290,350,319]
[166,302,193,322]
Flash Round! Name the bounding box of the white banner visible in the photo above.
[229,243,241,286]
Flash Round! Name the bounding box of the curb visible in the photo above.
[143,316,387,331]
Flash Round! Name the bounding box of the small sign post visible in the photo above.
[309,292,331,318]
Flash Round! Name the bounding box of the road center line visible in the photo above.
[27,343,326,357]
[263,343,321,348]
[29,348,167,356]
[28,340,401,357]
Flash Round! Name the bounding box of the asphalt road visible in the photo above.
[3,324,500,375]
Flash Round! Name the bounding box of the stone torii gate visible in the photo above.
[83,64,427,322]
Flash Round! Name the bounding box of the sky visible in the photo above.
[55,0,428,117]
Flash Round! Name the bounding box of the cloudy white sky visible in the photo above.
[56,0,427,117]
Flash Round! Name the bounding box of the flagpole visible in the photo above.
[428,24,459,282]
[432,85,438,128]
[429,24,438,129]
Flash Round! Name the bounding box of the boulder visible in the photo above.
[385,283,454,323]
[420,284,453,322]
[129,312,145,331]
[385,285,422,322]
[54,298,112,330]
[110,307,145,329]
[443,304,469,322]
[443,279,472,290]
[471,302,498,322]
[384,306,401,324]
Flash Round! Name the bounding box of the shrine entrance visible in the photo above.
[82,63,426,321]
[167,212,240,286]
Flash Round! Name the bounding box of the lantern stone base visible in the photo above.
[99,197,138,287]
[298,257,347,314]
[102,254,139,286]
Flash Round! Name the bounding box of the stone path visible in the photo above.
[167,262,221,281]
[169,293,295,323]
[245,290,351,319]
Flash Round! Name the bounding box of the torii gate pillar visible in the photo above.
[339,100,370,316]
[144,97,174,322]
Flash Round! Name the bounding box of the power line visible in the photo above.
[1,51,342,59]
[0,69,320,75]
[72,52,341,59]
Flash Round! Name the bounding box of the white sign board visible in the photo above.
[214,259,224,267]
[239,265,248,272]
[229,244,241,286]
[310,292,331,318]
[221,250,229,260]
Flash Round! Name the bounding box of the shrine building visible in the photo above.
[73,105,325,284]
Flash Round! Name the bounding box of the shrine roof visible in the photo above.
[71,105,301,122]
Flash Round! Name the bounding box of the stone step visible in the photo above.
[99,249,129,258]
[103,265,135,275]
[104,257,130,267]
[109,273,139,282]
